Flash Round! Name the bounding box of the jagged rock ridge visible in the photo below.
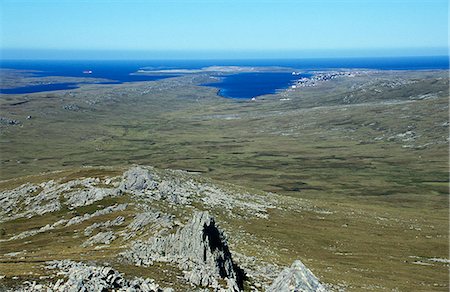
[0,166,329,291]
[124,211,243,291]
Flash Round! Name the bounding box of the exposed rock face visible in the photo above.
[64,187,117,209]
[121,211,174,239]
[84,216,125,236]
[127,212,171,232]
[65,204,127,227]
[3,219,67,242]
[0,183,38,218]
[119,166,192,205]
[0,177,119,223]
[198,183,274,219]
[20,260,172,292]
[82,231,116,247]
[267,260,328,292]
[156,179,192,204]
[119,166,159,195]
[124,211,243,291]
[0,166,286,290]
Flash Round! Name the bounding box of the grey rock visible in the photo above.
[199,183,274,218]
[119,166,159,194]
[119,166,194,205]
[64,187,117,209]
[82,231,116,247]
[66,204,127,227]
[84,216,125,236]
[0,183,39,221]
[121,211,173,239]
[125,211,243,291]
[127,212,165,232]
[19,260,172,291]
[267,260,328,292]
[3,219,67,241]
[0,116,21,125]
[231,251,282,289]
[62,104,80,111]
[156,179,192,204]
[0,177,114,222]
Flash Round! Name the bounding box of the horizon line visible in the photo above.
[1,47,448,60]
[1,55,449,62]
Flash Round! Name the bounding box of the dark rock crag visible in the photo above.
[125,211,244,291]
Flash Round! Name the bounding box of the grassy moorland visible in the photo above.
[0,69,448,290]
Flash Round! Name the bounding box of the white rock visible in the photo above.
[267,260,328,292]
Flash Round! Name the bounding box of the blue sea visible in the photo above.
[1,56,448,98]
[202,72,312,99]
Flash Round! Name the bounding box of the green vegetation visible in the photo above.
[0,69,448,290]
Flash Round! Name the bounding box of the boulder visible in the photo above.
[267,260,327,292]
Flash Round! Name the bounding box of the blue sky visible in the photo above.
[1,0,448,59]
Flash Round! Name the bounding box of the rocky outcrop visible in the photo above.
[84,216,125,236]
[0,166,286,290]
[119,166,192,204]
[20,260,173,292]
[62,104,80,111]
[119,166,159,195]
[0,183,38,219]
[121,211,174,239]
[0,177,119,222]
[2,219,67,242]
[0,166,274,225]
[0,116,21,125]
[267,260,327,292]
[156,179,192,204]
[81,231,116,247]
[198,183,274,219]
[65,203,127,226]
[64,187,117,209]
[124,211,243,291]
